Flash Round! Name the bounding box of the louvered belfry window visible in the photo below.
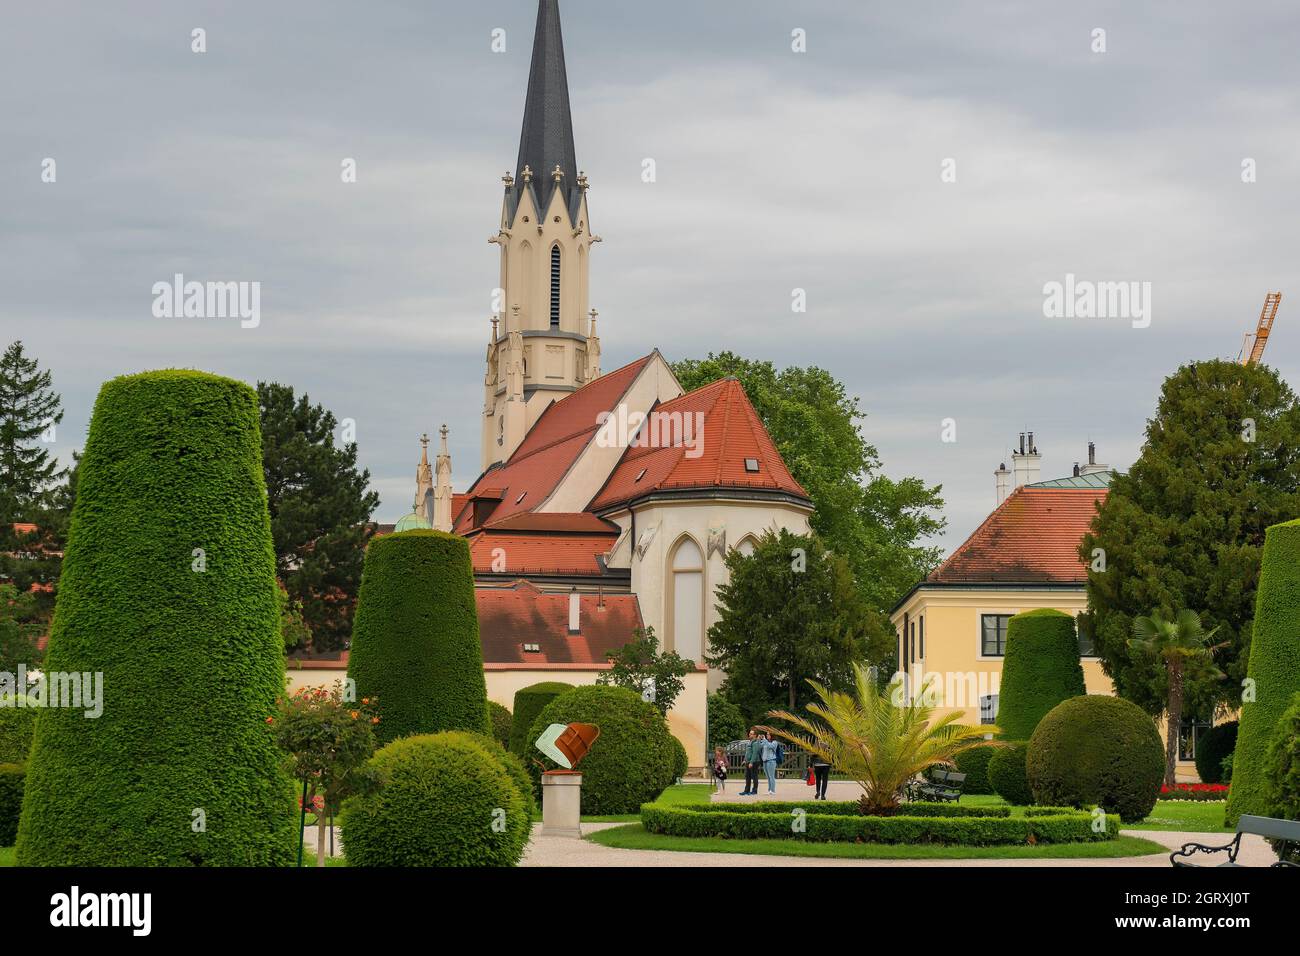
[549,246,562,328]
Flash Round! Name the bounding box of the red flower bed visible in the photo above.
[1160,783,1229,801]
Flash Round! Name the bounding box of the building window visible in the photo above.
[549,245,562,328]
[735,537,756,557]
[981,614,1011,656]
[1179,717,1213,762]
[919,616,924,659]
[1077,611,1097,657]
[909,621,915,663]
[980,694,999,725]
[670,537,704,662]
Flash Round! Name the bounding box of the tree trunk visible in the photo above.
[1164,660,1182,790]
[315,813,328,868]
[788,676,796,711]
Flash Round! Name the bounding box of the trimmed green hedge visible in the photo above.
[640,804,1118,845]
[671,734,688,779]
[1027,695,1164,823]
[1228,519,1300,826]
[465,731,536,822]
[997,609,1086,740]
[674,800,1011,818]
[1264,693,1300,856]
[341,731,529,867]
[988,742,1033,805]
[488,701,513,749]
[0,764,23,846]
[527,685,676,815]
[953,743,998,794]
[348,529,488,744]
[17,370,294,866]
[1194,720,1238,785]
[0,698,35,764]
[509,682,574,759]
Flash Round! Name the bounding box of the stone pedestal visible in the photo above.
[540,771,583,838]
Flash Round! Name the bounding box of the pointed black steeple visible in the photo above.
[513,0,579,223]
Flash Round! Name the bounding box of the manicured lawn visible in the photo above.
[958,794,1230,832]
[0,847,12,867]
[587,824,1166,860]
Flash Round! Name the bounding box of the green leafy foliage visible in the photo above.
[347,529,488,744]
[0,584,42,675]
[1263,693,1300,862]
[272,683,378,818]
[596,625,693,715]
[527,685,676,815]
[988,743,1033,806]
[1027,695,1165,823]
[0,697,35,764]
[258,382,379,652]
[709,529,885,717]
[277,585,312,652]
[1194,720,1238,785]
[707,693,747,748]
[1081,360,1300,718]
[509,682,573,758]
[0,341,66,519]
[1228,518,1300,825]
[341,732,529,867]
[672,353,945,618]
[953,743,998,795]
[997,610,1086,741]
[671,734,689,779]
[0,764,22,846]
[464,731,535,821]
[488,701,513,749]
[17,370,295,866]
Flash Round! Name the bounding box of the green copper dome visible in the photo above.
[394,511,431,532]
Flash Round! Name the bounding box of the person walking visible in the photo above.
[712,746,728,794]
[761,730,780,795]
[740,728,762,795]
[811,752,831,800]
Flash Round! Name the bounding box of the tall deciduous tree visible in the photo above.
[259,382,380,652]
[673,353,945,616]
[706,529,887,717]
[0,341,65,521]
[1081,360,1300,718]
[596,626,693,715]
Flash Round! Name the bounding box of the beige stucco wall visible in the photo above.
[603,497,813,692]
[285,664,711,770]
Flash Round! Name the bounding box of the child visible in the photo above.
[712,746,728,793]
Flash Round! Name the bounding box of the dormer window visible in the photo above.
[516,491,527,504]
[744,458,760,473]
[523,642,541,653]
[635,468,647,482]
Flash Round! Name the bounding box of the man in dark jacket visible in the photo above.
[740,728,762,795]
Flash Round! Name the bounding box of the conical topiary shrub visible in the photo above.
[348,529,488,744]
[509,681,574,758]
[16,371,294,866]
[1227,518,1300,825]
[996,609,1087,741]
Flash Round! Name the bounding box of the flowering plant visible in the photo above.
[1159,782,1229,801]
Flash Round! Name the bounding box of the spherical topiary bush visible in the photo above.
[671,734,689,780]
[465,731,536,821]
[1027,695,1164,823]
[0,764,23,846]
[341,732,529,867]
[996,609,1086,741]
[510,682,574,758]
[0,697,36,764]
[489,701,513,749]
[1228,519,1300,826]
[348,530,488,744]
[1264,693,1300,864]
[17,370,294,866]
[953,743,998,795]
[988,743,1033,805]
[707,693,747,749]
[1194,720,1238,785]
[527,685,676,815]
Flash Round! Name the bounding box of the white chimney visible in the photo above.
[995,463,1011,505]
[568,588,580,634]
[1011,431,1041,489]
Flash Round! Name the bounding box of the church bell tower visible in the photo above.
[483,0,602,472]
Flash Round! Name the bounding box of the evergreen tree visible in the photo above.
[706,529,887,717]
[259,382,380,652]
[1081,360,1300,717]
[0,341,65,520]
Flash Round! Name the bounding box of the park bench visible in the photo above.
[907,768,965,803]
[1169,814,1300,867]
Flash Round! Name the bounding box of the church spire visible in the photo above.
[513,0,578,223]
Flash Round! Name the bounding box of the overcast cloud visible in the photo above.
[3,0,1299,555]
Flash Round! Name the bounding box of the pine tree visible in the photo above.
[0,341,66,521]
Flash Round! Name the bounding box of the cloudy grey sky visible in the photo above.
[3,0,1299,555]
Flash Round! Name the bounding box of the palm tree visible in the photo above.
[767,663,1000,815]
[1129,609,1226,789]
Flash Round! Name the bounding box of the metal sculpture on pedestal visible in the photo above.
[536,722,600,838]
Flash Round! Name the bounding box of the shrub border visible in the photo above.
[675,800,1011,818]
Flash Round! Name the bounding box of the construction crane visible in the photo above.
[1239,292,1282,366]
